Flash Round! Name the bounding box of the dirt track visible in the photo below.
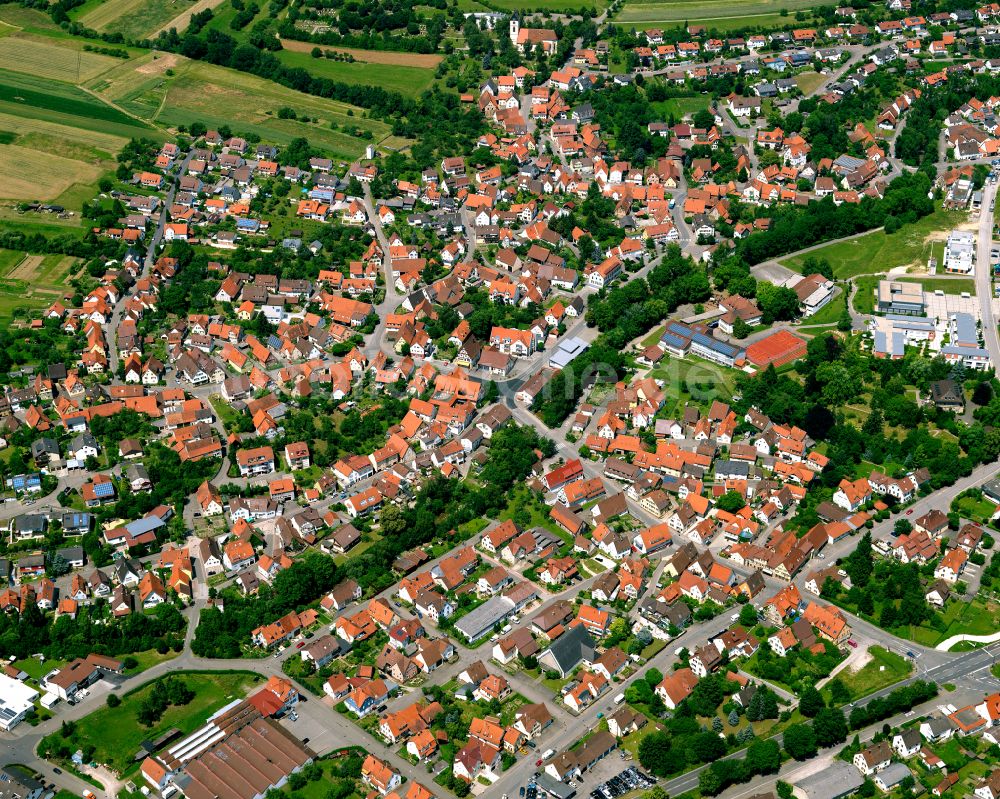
[150,0,226,38]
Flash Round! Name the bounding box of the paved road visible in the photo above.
[976,182,1000,367]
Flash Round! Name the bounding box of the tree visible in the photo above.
[838,304,852,332]
[813,707,848,747]
[738,604,758,628]
[698,765,724,797]
[637,729,674,776]
[756,282,801,323]
[828,678,851,706]
[46,552,70,578]
[746,738,781,774]
[693,108,716,130]
[799,685,825,718]
[716,490,746,513]
[973,380,994,406]
[783,723,817,760]
[732,317,752,339]
[747,687,779,721]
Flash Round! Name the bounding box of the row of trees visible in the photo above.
[737,172,935,265]
[0,601,186,662]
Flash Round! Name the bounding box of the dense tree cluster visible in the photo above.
[0,601,185,661]
[738,172,934,265]
[532,340,626,427]
[136,676,195,726]
[585,245,711,349]
[736,334,989,497]
[277,0,448,53]
[192,552,340,658]
[749,639,843,696]
[896,74,1000,170]
[848,681,937,730]
[824,551,938,634]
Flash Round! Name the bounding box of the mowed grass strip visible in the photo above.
[0,34,121,83]
[279,39,443,68]
[276,49,436,97]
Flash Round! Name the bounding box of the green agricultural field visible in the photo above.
[0,33,122,83]
[42,671,262,775]
[617,0,815,29]
[277,51,436,98]
[95,56,398,160]
[0,5,63,35]
[0,67,156,139]
[78,0,198,41]
[489,0,608,9]
[782,209,968,279]
[68,0,109,20]
[0,250,81,322]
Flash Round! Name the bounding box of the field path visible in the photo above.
[78,83,167,132]
[150,0,226,38]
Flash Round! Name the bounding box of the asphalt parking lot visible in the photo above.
[280,695,344,755]
[588,766,656,799]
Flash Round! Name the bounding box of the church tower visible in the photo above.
[509,12,520,45]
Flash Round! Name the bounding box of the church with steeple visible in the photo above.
[509,12,558,55]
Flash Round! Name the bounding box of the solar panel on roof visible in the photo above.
[94,482,115,498]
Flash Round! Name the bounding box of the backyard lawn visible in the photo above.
[952,493,998,524]
[649,355,738,415]
[797,289,847,328]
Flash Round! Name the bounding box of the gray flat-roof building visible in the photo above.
[876,280,924,316]
[549,337,589,369]
[795,761,864,799]
[453,595,515,642]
